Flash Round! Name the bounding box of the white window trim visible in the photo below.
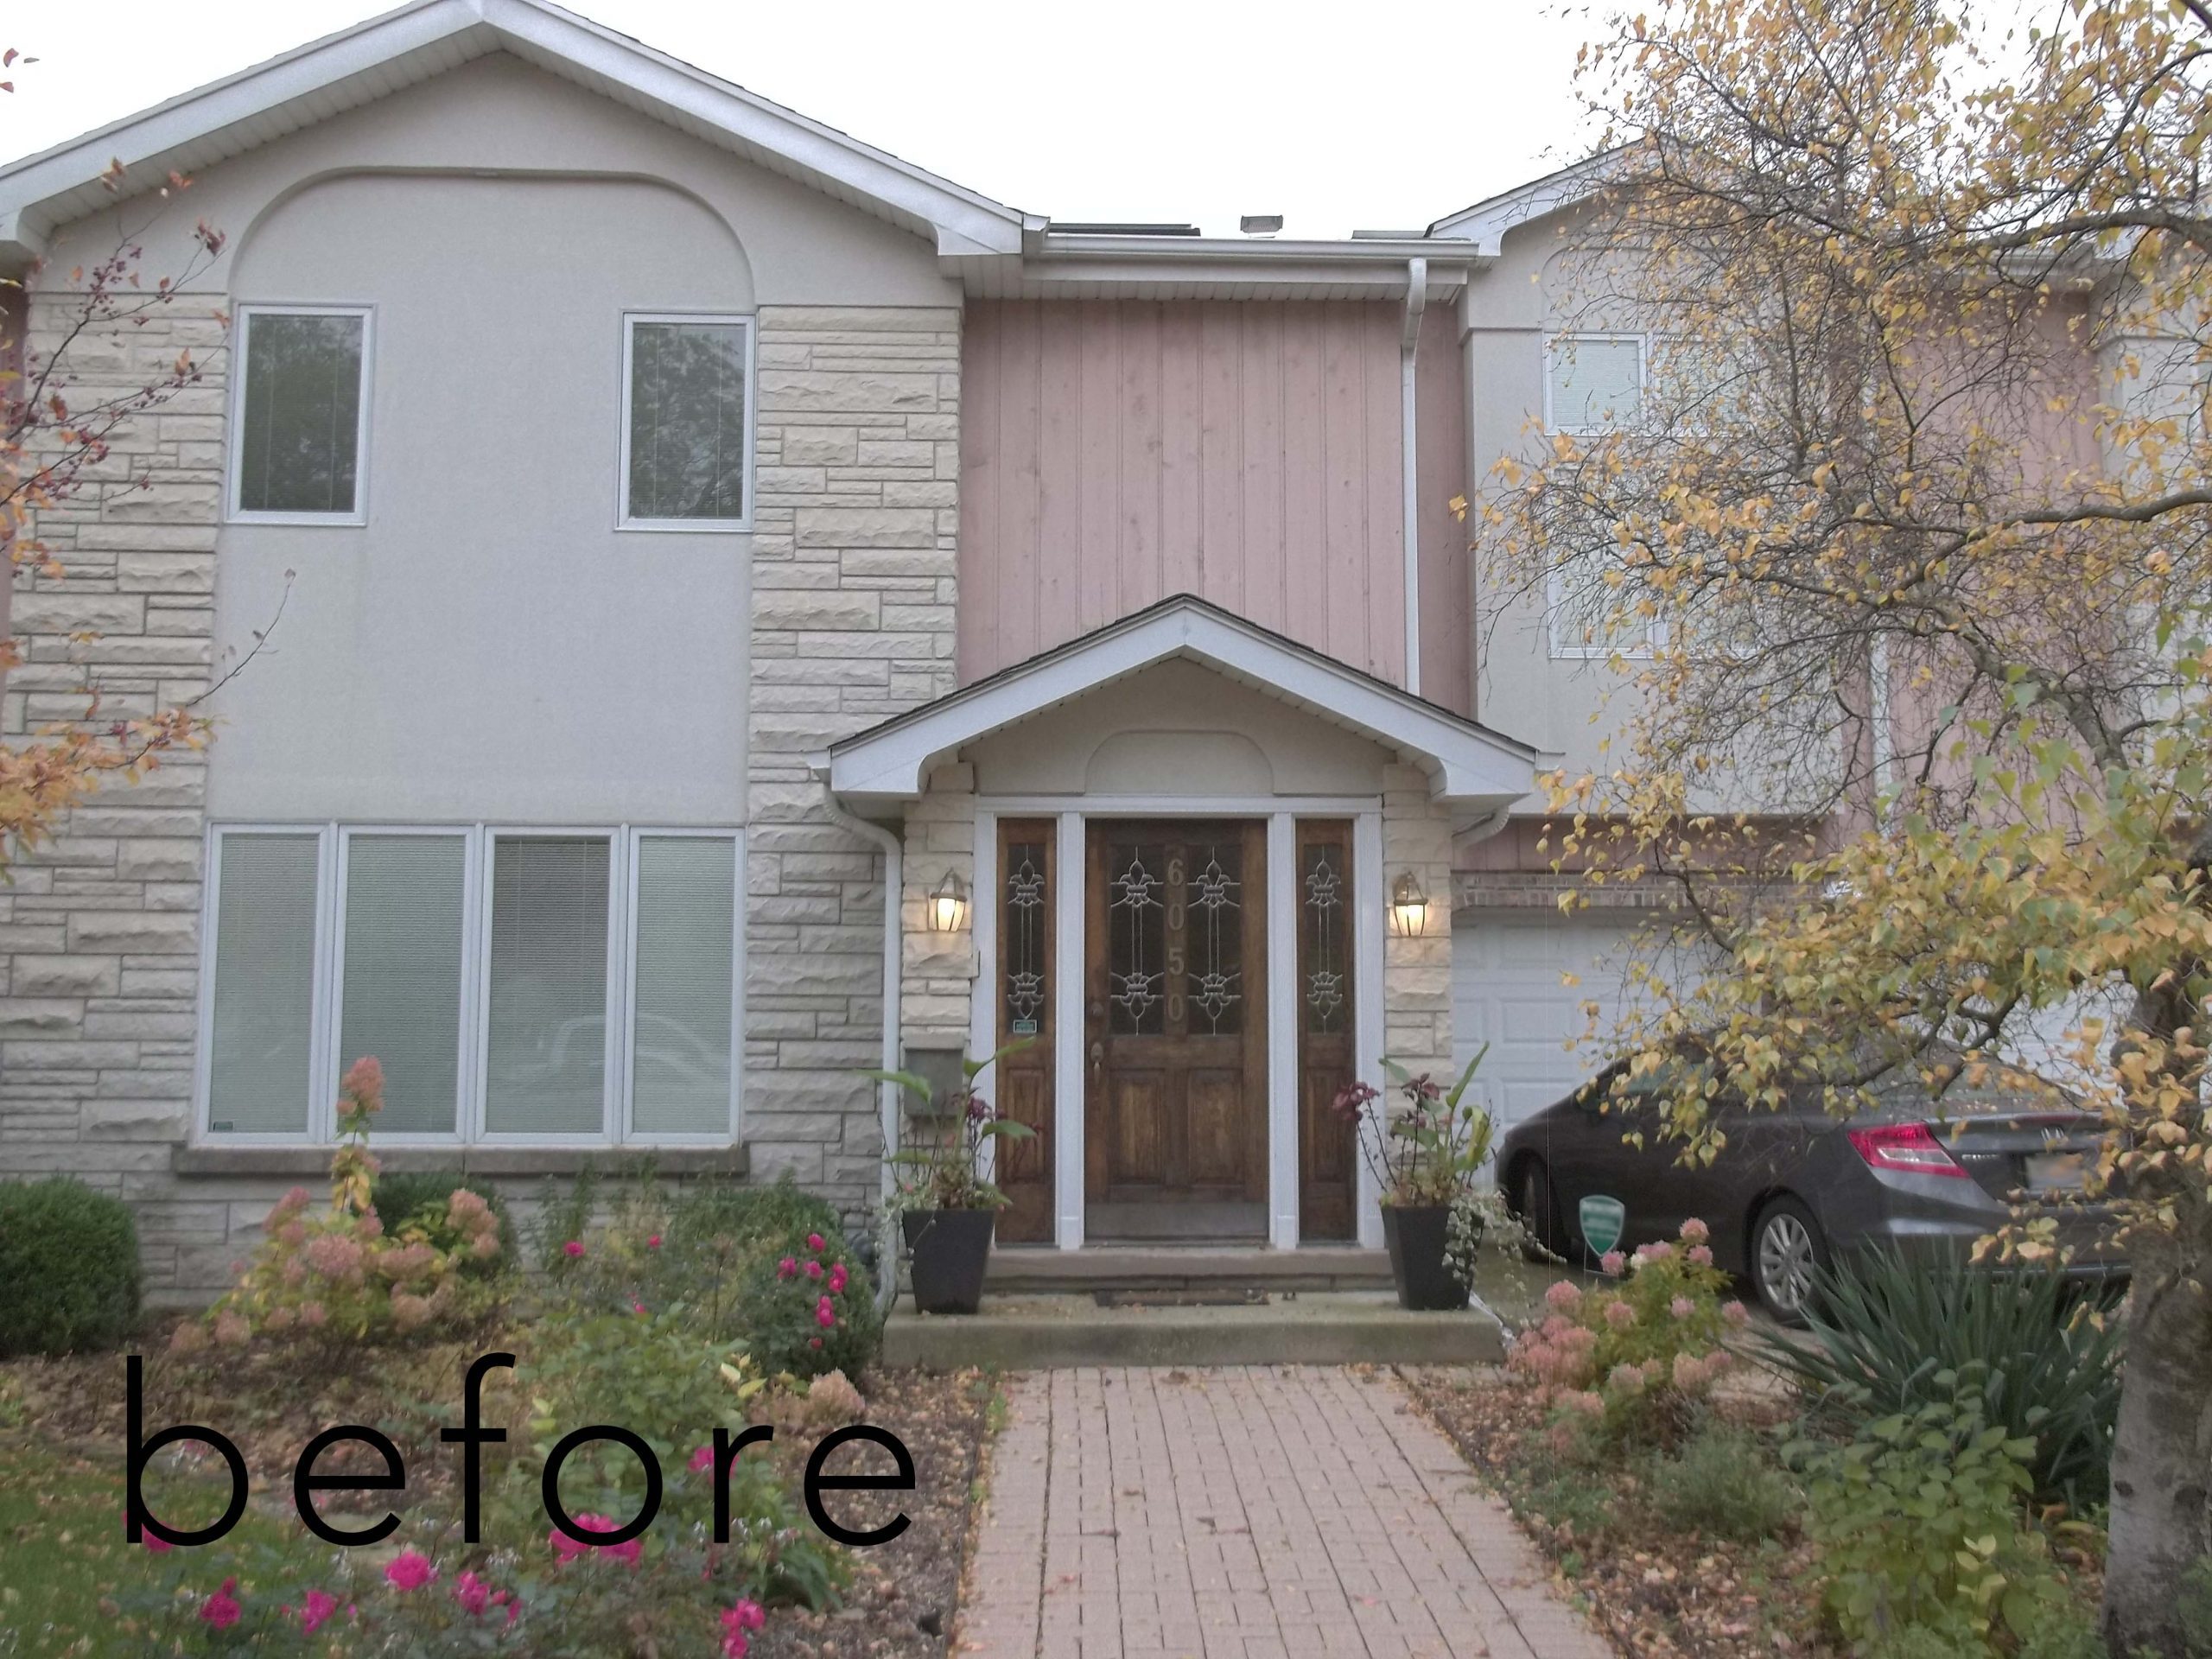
[226,302,375,527]
[1542,333,1658,660]
[617,310,758,533]
[193,823,744,1148]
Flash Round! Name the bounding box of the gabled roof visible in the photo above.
[0,0,1044,267]
[825,594,1539,820]
[1426,151,1619,257]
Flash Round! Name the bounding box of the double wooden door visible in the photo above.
[1084,821,1268,1240]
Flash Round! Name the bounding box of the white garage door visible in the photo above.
[1452,910,1680,1132]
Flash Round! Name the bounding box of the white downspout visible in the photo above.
[1401,257,1428,698]
[816,773,904,1317]
[1459,283,1482,721]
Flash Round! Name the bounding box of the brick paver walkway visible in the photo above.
[960,1368,1612,1659]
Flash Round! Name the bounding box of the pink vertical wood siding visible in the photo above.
[961,300,1412,689]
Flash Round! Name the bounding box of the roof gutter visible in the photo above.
[1400,257,1427,698]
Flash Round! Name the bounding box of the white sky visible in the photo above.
[1,0,1614,238]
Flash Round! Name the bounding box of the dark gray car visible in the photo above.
[1495,1057,2126,1321]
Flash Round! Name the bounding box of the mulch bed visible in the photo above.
[1400,1366,1836,1659]
[757,1368,995,1659]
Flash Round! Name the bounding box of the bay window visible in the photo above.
[198,825,741,1144]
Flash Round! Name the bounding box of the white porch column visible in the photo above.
[1053,810,1085,1250]
[1354,808,1387,1248]
[1266,812,1299,1249]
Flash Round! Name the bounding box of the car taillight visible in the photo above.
[1847,1122,1970,1179]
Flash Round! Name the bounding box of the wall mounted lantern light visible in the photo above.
[1389,871,1430,938]
[927,869,969,934]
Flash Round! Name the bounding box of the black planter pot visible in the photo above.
[901,1208,996,1315]
[1382,1204,1470,1311]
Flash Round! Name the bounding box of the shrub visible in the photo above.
[0,1178,140,1357]
[187,1059,503,1349]
[372,1170,517,1274]
[1793,1363,2073,1656]
[2183,1557,2212,1659]
[1645,1422,1798,1542]
[1753,1245,2123,1507]
[1506,1217,1746,1440]
[739,1226,880,1380]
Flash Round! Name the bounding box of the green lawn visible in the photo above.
[0,1435,285,1656]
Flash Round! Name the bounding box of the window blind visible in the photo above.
[626,321,747,521]
[237,311,365,514]
[631,836,735,1135]
[339,835,465,1135]
[207,834,321,1135]
[484,837,610,1135]
[1548,336,1643,432]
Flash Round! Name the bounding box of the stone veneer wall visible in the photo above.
[744,306,962,1229]
[1381,765,1456,1075]
[899,762,976,1058]
[0,291,227,1292]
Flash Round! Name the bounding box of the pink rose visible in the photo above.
[454,1571,491,1617]
[200,1579,242,1629]
[806,1233,826,1253]
[1599,1250,1626,1276]
[829,1263,849,1294]
[563,1240,584,1259]
[633,1302,649,1316]
[809,1336,823,1350]
[728,1599,766,1632]
[817,1296,837,1329]
[385,1550,435,1591]
[777,1257,798,1280]
[690,1445,716,1473]
[298,1587,339,1635]
[140,1529,174,1553]
[804,1260,823,1280]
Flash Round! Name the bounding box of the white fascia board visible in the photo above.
[828,601,1539,814]
[959,236,1484,295]
[1427,153,1618,257]
[480,0,1033,257]
[0,0,1033,263]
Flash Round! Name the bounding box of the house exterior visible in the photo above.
[0,0,1706,1296]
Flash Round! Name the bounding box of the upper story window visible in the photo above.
[1545,333,1645,435]
[228,304,372,524]
[1544,333,1659,658]
[200,823,741,1146]
[620,314,754,531]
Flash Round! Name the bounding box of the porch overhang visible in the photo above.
[824,594,1541,824]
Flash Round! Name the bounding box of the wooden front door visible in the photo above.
[1084,821,1268,1240]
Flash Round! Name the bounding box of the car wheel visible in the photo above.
[1514,1158,1562,1262]
[1751,1196,1827,1326]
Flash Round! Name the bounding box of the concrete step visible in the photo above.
[984,1245,1394,1293]
[878,1290,1506,1370]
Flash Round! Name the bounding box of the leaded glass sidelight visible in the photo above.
[1301,839,1349,1031]
[1002,836,1049,1039]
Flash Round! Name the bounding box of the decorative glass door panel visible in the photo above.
[1084,821,1268,1241]
[1296,820,1358,1239]
[995,820,1055,1243]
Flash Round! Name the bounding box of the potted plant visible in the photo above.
[867,1045,1034,1315]
[1333,1047,1497,1310]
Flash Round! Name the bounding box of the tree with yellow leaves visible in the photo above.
[1485,2,2212,1648]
